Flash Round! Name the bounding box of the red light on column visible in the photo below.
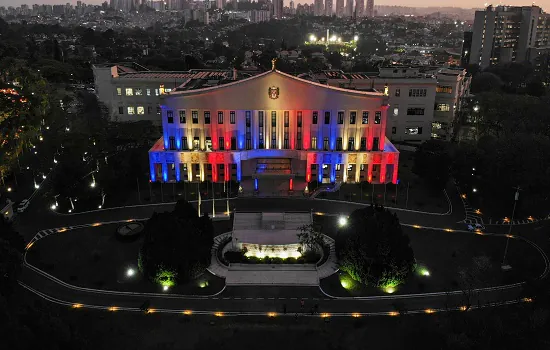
[289,178,293,191]
[306,173,311,182]
[226,141,230,149]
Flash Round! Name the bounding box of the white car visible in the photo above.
[467,223,485,232]
[17,199,30,213]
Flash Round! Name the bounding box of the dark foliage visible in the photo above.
[335,205,415,287]
[138,200,213,283]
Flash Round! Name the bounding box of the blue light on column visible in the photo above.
[239,134,244,149]
[150,170,156,182]
[237,166,242,181]
[176,138,181,150]
[176,165,181,182]
[163,135,169,150]
[254,178,258,190]
[318,166,323,183]
[162,163,168,182]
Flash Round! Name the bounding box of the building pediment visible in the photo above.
[165,70,384,110]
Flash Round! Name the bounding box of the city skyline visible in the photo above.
[2,0,549,11]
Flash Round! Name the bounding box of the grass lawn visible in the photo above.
[26,222,231,295]
[320,226,544,297]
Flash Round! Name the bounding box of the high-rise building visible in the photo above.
[355,0,364,17]
[325,0,333,16]
[461,31,473,68]
[335,0,344,17]
[290,0,295,14]
[273,0,283,19]
[366,0,373,17]
[470,5,550,68]
[314,0,324,16]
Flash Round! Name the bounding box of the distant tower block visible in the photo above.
[366,0,374,17]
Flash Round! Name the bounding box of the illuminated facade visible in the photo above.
[148,66,399,188]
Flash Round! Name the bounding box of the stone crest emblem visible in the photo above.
[268,86,279,99]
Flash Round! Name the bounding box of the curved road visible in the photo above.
[15,191,550,318]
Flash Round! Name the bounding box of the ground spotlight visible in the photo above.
[163,285,169,291]
[50,204,57,210]
[126,268,135,277]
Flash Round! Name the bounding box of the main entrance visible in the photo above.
[240,158,307,195]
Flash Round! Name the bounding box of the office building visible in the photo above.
[470,5,550,68]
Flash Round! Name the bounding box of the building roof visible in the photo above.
[233,212,311,246]
[168,69,385,97]
[118,71,231,80]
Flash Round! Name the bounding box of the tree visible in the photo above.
[335,206,415,288]
[297,224,323,252]
[138,200,214,285]
[412,139,450,190]
[470,72,503,93]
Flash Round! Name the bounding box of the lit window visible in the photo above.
[405,127,423,135]
[135,88,143,96]
[137,106,145,115]
[393,108,399,116]
[125,88,133,96]
[362,111,369,124]
[127,106,135,114]
[155,89,159,96]
[335,164,341,171]
[165,88,172,93]
[435,104,450,112]
[374,112,381,124]
[116,88,122,96]
[146,89,151,96]
[159,85,165,94]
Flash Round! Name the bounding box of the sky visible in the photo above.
[1,0,549,11]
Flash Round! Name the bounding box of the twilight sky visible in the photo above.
[2,0,549,11]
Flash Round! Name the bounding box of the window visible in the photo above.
[405,127,423,135]
[324,111,331,124]
[219,137,224,150]
[436,85,453,94]
[218,111,223,124]
[146,89,151,96]
[395,88,400,97]
[125,88,133,96]
[231,137,236,150]
[258,111,264,149]
[432,122,442,130]
[118,106,124,114]
[179,110,186,123]
[362,111,369,124]
[312,111,318,124]
[435,103,451,112]
[116,88,122,96]
[337,111,344,124]
[246,111,252,150]
[360,137,366,151]
[165,88,172,93]
[297,131,302,150]
[407,108,425,115]
[135,88,143,96]
[205,137,212,151]
[271,111,276,127]
[204,111,211,124]
[409,88,427,97]
[323,137,329,151]
[336,137,342,151]
[374,111,381,124]
[284,111,289,127]
[192,111,198,124]
[297,111,302,127]
[156,106,161,115]
[182,137,188,150]
[392,127,396,134]
[147,106,152,114]
[230,111,236,124]
[169,136,175,150]
[393,107,399,116]
[167,110,174,123]
[271,131,276,149]
[155,89,160,96]
[137,106,145,115]
[360,164,365,171]
[159,85,165,95]
[127,106,135,115]
[284,131,289,149]
[348,137,355,151]
[373,137,379,151]
[335,164,341,171]
[311,136,317,149]
[347,164,353,172]
[350,111,356,124]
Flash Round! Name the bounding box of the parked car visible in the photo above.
[17,199,29,213]
[467,223,485,232]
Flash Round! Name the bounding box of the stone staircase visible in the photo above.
[317,235,339,279]
[207,232,231,278]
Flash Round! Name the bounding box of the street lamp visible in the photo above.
[338,216,348,227]
[126,268,136,277]
[502,187,520,269]
[472,188,477,193]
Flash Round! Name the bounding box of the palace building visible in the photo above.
[148,63,399,190]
